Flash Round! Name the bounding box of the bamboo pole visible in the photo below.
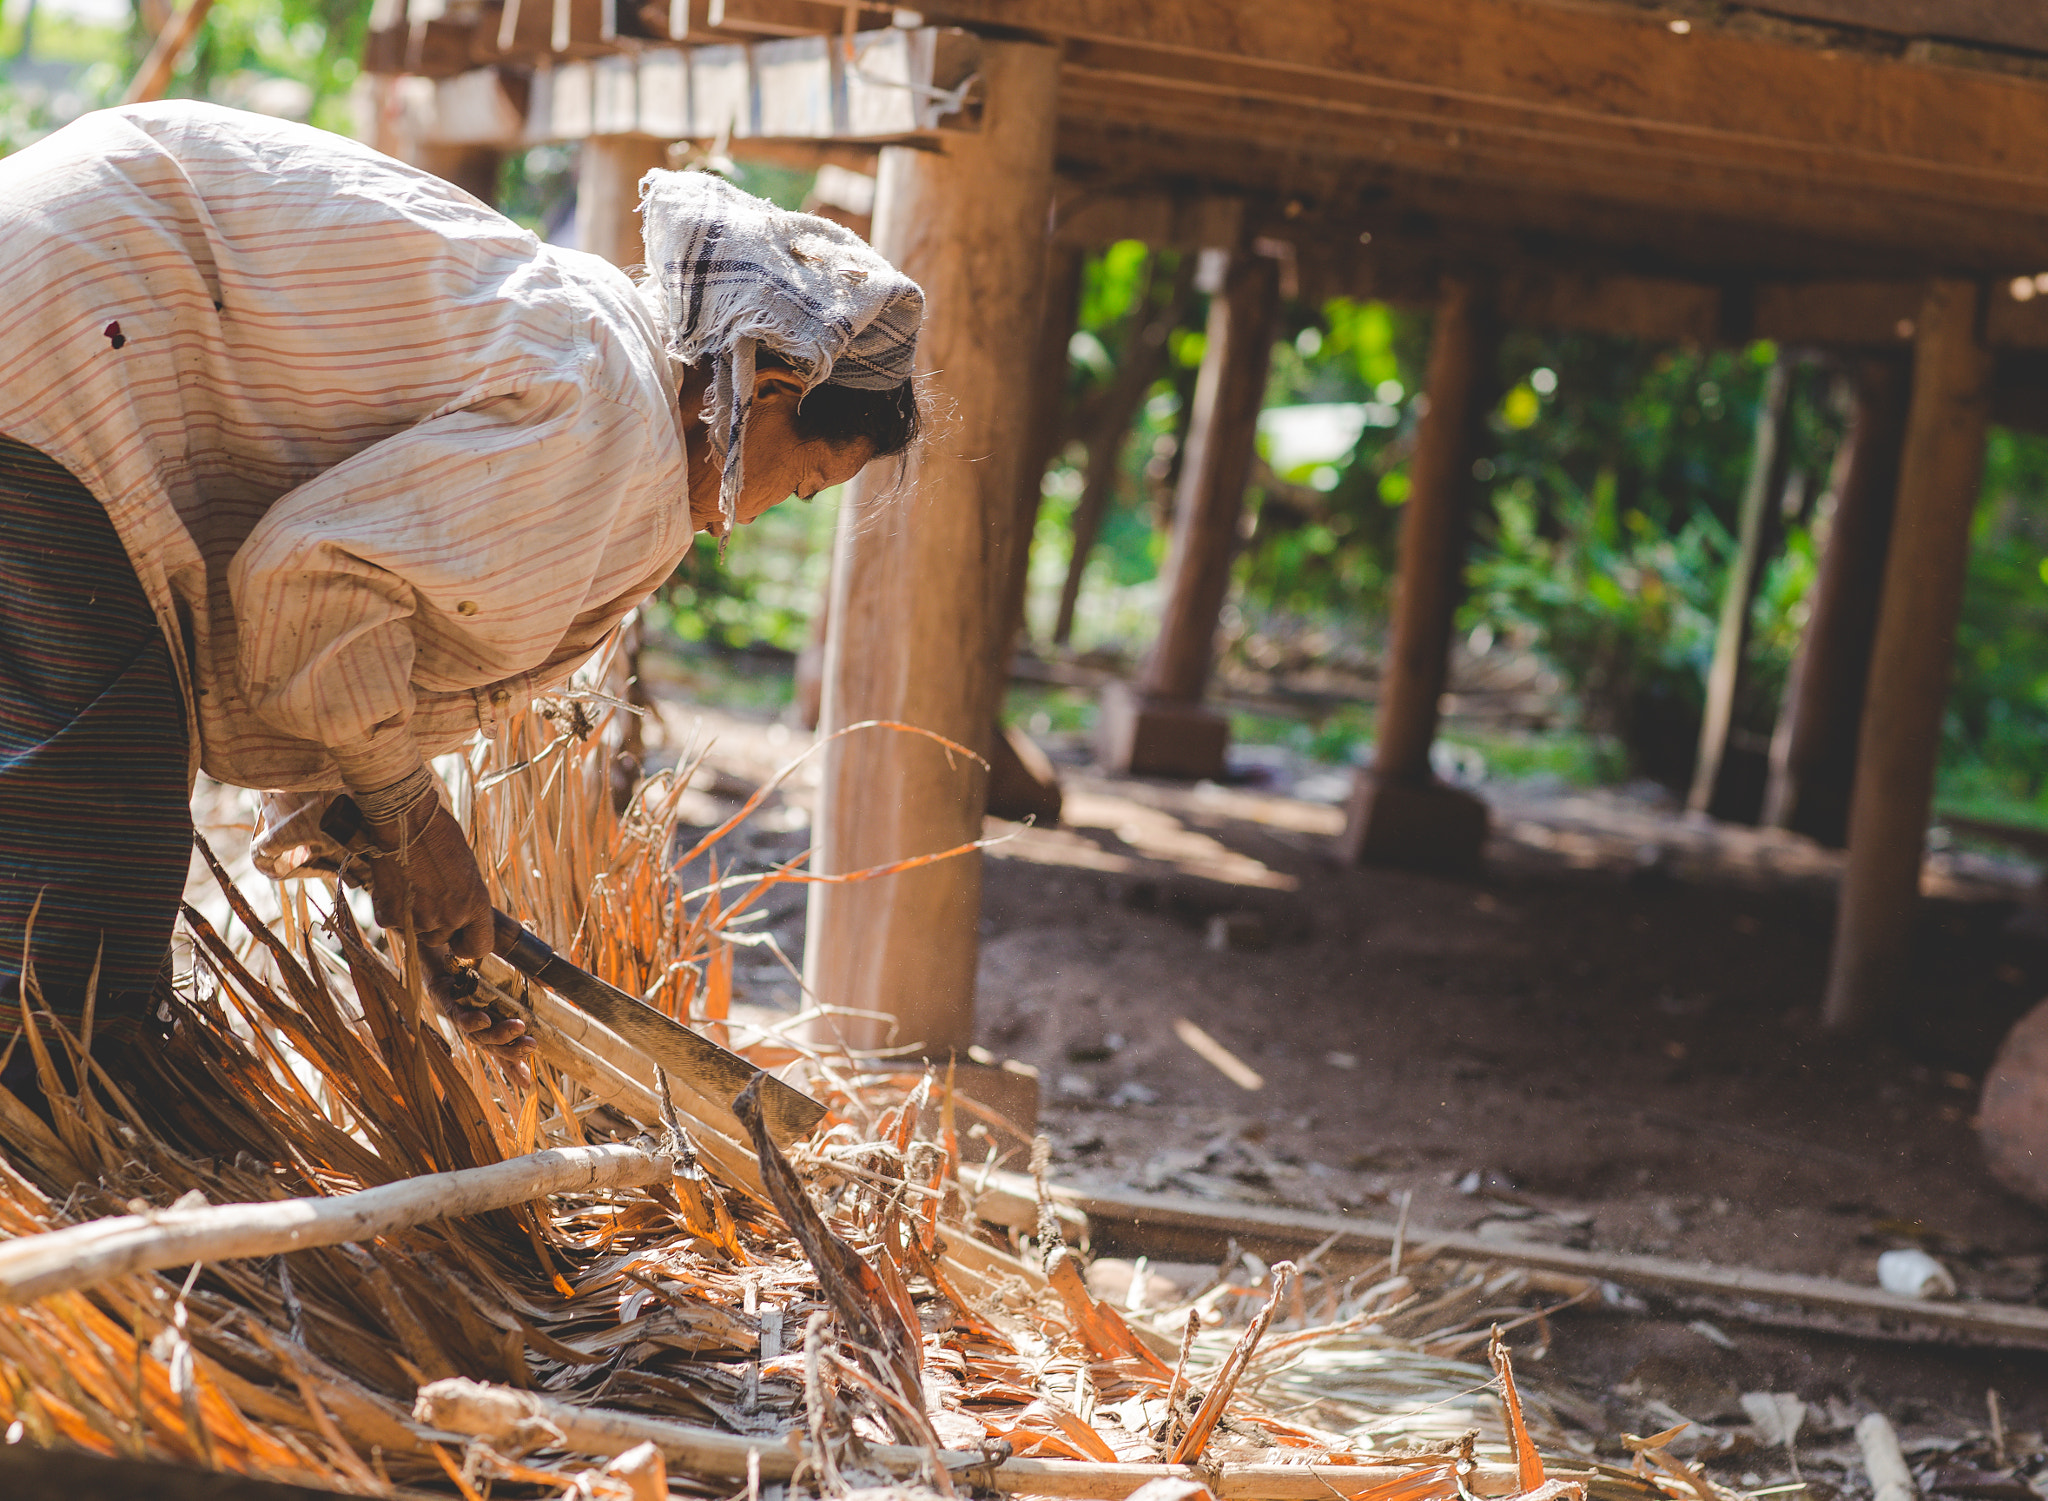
[0,1143,670,1305]
[122,0,213,105]
[1689,356,1795,819]
[414,1379,1531,1499]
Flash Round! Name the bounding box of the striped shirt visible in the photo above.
[0,102,691,795]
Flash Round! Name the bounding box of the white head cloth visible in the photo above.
[638,169,925,538]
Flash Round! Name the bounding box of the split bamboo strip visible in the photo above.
[413,1379,1532,1499]
[0,1143,671,1304]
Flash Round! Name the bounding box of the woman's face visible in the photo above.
[684,368,877,534]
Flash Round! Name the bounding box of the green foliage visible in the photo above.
[1467,471,1726,782]
[651,489,840,654]
[0,0,372,153]
[1941,427,2048,815]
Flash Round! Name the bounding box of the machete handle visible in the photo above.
[490,908,557,976]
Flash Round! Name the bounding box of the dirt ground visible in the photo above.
[649,687,2048,1472]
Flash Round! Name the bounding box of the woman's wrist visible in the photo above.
[350,761,441,840]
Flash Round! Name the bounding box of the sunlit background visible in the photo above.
[9,3,2048,827]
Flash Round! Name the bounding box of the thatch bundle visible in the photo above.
[0,690,1698,1501]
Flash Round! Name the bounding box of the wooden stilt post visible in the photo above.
[1764,355,1911,846]
[1097,248,1281,779]
[575,136,671,267]
[1055,255,1196,648]
[800,39,1060,1060]
[1689,356,1795,821]
[1340,274,1497,873]
[1823,279,1992,1034]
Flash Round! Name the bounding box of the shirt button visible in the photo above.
[457,600,480,616]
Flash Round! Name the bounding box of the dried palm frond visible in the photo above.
[0,694,1695,1501]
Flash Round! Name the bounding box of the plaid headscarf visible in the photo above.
[638,169,925,538]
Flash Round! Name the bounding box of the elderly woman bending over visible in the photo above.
[0,101,922,1088]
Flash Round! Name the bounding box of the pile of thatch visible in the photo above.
[0,692,1705,1501]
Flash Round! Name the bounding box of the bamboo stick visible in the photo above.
[122,0,214,104]
[0,1143,670,1305]
[413,1379,1529,1499]
[988,1172,2048,1351]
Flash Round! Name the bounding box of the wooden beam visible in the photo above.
[553,0,612,56]
[1052,71,2048,273]
[1721,0,2048,54]
[1341,275,1495,872]
[497,0,555,61]
[921,0,2048,207]
[1765,355,1911,846]
[1690,357,1795,821]
[1823,279,1993,1032]
[801,39,1061,1059]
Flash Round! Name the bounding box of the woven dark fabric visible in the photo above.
[0,434,189,1044]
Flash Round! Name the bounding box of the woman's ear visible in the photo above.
[750,366,808,411]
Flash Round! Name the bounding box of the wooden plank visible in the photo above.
[592,51,639,134]
[424,66,528,146]
[689,43,754,136]
[497,0,554,60]
[549,59,596,138]
[840,26,922,135]
[752,34,838,137]
[1054,115,1923,282]
[921,0,2048,202]
[986,1171,2048,1351]
[1753,280,1925,346]
[1052,72,2048,272]
[1495,268,1719,343]
[638,45,692,137]
[1051,190,1243,252]
[1985,276,2048,350]
[1720,0,2048,53]
[406,16,479,77]
[1824,279,1994,1032]
[553,0,612,56]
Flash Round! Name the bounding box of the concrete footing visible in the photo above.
[1340,771,1490,874]
[1096,681,1229,780]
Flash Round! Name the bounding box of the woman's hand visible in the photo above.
[420,945,537,1072]
[361,797,495,961]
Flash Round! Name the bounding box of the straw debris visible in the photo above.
[0,693,1702,1500]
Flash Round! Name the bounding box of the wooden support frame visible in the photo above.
[1341,274,1496,873]
[1765,355,1912,846]
[1823,279,1994,1034]
[801,39,1061,1061]
[1097,247,1282,781]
